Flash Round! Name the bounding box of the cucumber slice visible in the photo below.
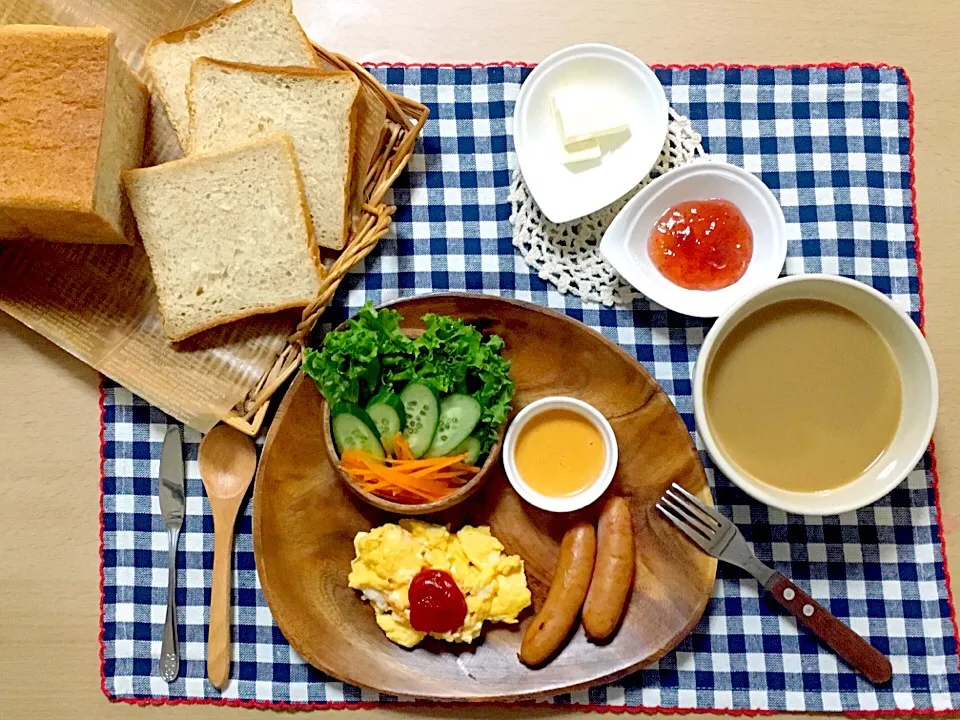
[366,392,406,453]
[399,382,440,458]
[425,394,482,458]
[331,403,385,458]
[451,435,483,465]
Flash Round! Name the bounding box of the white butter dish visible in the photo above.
[513,43,669,224]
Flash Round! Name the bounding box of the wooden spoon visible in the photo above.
[198,424,257,690]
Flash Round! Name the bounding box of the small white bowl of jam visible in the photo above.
[599,160,787,318]
[503,396,618,513]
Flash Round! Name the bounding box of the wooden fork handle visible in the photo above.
[766,573,892,685]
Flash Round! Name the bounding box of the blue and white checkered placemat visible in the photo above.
[101,63,960,713]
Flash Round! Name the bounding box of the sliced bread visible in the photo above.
[348,84,388,228]
[0,25,147,244]
[123,134,324,342]
[143,0,320,148]
[187,59,360,250]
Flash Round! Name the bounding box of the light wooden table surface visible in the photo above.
[2,1,959,718]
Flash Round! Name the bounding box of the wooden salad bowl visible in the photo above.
[321,401,504,515]
[252,294,718,701]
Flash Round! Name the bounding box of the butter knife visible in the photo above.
[158,425,185,682]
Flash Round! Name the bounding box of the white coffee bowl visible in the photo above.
[513,43,668,224]
[600,160,788,318]
[693,274,938,516]
[503,396,618,513]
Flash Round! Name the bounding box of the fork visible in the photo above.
[657,483,892,685]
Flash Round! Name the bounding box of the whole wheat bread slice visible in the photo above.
[143,0,320,148]
[123,134,324,342]
[187,58,360,250]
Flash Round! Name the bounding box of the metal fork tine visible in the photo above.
[656,503,712,551]
[671,482,726,525]
[665,489,721,532]
[661,493,718,539]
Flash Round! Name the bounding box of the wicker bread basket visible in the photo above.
[222,46,428,436]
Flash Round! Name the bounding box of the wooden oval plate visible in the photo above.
[253,294,717,701]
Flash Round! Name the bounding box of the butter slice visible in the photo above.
[561,139,601,165]
[551,86,629,145]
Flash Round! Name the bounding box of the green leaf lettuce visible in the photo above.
[302,303,514,453]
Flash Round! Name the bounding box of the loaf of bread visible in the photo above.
[123,134,325,342]
[0,25,148,244]
[144,0,321,148]
[187,59,361,250]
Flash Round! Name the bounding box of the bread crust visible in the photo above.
[277,133,328,290]
[184,58,359,153]
[164,297,316,343]
[341,84,361,250]
[186,58,361,250]
[143,0,321,146]
[349,84,388,233]
[93,37,148,244]
[145,0,319,66]
[123,134,324,342]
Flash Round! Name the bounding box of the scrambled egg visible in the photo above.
[347,519,532,648]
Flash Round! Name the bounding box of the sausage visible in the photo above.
[582,496,635,641]
[519,521,596,667]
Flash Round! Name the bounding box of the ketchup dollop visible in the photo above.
[648,199,753,291]
[408,568,468,633]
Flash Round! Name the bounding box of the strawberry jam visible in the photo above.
[408,569,467,634]
[648,199,753,291]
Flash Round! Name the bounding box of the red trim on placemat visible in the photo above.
[906,60,960,683]
[98,376,110,701]
[930,439,959,674]
[97,62,959,715]
[905,68,926,334]
[363,60,900,72]
[99,696,960,715]
[102,696,776,714]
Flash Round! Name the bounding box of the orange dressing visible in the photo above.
[514,409,605,497]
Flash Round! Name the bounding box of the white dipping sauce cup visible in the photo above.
[503,396,618,513]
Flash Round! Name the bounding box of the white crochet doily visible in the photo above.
[509,109,705,306]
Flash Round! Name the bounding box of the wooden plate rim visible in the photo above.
[252,292,718,700]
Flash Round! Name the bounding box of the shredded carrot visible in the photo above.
[374,487,429,504]
[393,434,414,460]
[355,454,447,483]
[421,471,472,482]
[407,454,470,479]
[355,456,447,498]
[339,444,482,505]
[449,462,481,473]
[380,453,468,472]
[382,457,455,469]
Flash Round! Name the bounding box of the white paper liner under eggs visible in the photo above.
[509,108,704,306]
